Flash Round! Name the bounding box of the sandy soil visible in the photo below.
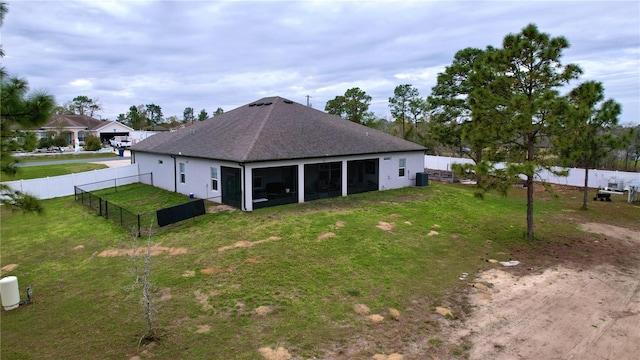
[458,223,640,360]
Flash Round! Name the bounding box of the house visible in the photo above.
[33,114,134,150]
[130,96,426,211]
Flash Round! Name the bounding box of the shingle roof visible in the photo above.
[42,114,123,131]
[131,96,425,163]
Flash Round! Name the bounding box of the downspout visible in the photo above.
[239,162,246,211]
[170,155,177,193]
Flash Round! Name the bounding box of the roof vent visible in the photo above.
[264,102,272,106]
[283,99,293,104]
[256,102,264,106]
[249,103,256,107]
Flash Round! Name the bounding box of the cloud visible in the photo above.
[2,0,638,124]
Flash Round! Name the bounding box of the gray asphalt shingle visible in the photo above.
[131,96,425,162]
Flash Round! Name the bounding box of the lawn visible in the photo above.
[0,163,108,181]
[15,152,119,162]
[1,182,637,359]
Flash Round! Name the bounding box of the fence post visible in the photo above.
[105,200,108,219]
[137,214,141,238]
[99,197,102,217]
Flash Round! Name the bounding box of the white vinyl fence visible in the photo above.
[2,164,139,200]
[425,155,640,190]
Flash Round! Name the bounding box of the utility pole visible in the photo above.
[306,95,312,107]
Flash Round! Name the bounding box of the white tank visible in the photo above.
[0,276,20,310]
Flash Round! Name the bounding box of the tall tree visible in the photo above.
[325,87,374,124]
[470,23,582,240]
[125,105,146,130]
[212,107,224,117]
[555,81,622,209]
[388,84,420,138]
[626,125,640,171]
[0,2,53,213]
[183,107,195,123]
[69,95,102,117]
[428,47,488,158]
[197,109,208,121]
[144,103,163,128]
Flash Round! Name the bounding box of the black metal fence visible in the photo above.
[75,173,156,236]
[74,173,207,236]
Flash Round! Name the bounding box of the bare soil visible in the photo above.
[455,222,640,360]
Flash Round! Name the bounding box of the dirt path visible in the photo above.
[459,223,640,360]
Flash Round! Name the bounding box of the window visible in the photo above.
[398,158,406,177]
[211,167,218,191]
[179,162,186,183]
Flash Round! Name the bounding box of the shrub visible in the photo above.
[52,134,68,147]
[22,132,38,152]
[83,135,102,151]
[38,137,53,149]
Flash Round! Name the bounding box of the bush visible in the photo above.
[38,137,53,149]
[52,134,68,147]
[83,135,102,151]
[22,132,38,152]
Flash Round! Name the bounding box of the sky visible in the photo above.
[2,0,639,125]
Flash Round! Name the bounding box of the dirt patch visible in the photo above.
[200,266,233,275]
[218,236,281,252]
[0,264,18,273]
[158,287,171,301]
[200,268,215,275]
[450,222,640,360]
[372,354,404,360]
[581,222,639,243]
[97,244,187,257]
[335,221,346,228]
[427,230,439,236]
[435,307,452,317]
[460,265,640,360]
[388,308,401,321]
[207,204,237,213]
[73,245,84,251]
[194,289,217,311]
[258,346,291,360]
[376,221,395,232]
[368,314,384,322]
[317,232,336,240]
[195,324,211,334]
[253,305,274,316]
[353,303,370,315]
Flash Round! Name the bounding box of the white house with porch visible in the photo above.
[130,97,426,211]
[33,115,134,151]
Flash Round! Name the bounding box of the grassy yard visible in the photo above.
[0,163,109,181]
[1,182,638,359]
[15,152,119,162]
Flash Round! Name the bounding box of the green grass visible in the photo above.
[16,152,118,162]
[1,182,637,359]
[91,183,195,215]
[0,163,109,181]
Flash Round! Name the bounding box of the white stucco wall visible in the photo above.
[133,152,235,202]
[135,150,426,211]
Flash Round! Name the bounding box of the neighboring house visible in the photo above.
[32,114,134,149]
[130,96,426,211]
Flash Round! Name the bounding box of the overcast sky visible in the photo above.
[3,0,639,125]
